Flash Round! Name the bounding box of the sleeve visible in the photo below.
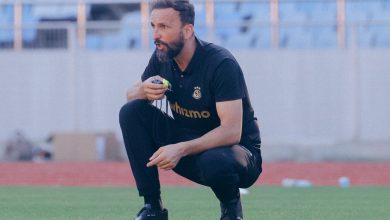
[141,51,160,82]
[212,59,246,102]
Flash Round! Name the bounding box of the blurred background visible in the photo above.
[1,0,390,163]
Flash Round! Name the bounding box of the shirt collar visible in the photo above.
[173,36,205,74]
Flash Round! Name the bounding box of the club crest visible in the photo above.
[192,86,202,100]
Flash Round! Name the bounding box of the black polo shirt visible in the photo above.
[141,38,261,148]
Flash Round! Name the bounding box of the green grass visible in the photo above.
[0,186,390,220]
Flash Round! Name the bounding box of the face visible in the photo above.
[151,8,185,63]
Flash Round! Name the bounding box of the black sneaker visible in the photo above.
[220,197,243,220]
[134,204,168,220]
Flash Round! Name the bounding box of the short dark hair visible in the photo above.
[150,0,195,25]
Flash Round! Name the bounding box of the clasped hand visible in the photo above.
[143,75,167,101]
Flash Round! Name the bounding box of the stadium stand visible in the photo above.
[192,2,207,39]
[345,0,390,47]
[346,0,390,22]
[86,3,142,49]
[21,4,38,47]
[87,11,142,50]
[214,1,270,48]
[294,1,337,22]
[18,4,76,48]
[1,0,390,49]
[279,1,337,48]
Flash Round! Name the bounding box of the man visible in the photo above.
[119,0,262,219]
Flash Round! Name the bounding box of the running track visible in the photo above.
[1,162,389,187]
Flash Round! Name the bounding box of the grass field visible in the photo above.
[1,186,389,220]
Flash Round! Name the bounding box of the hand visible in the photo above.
[147,143,186,170]
[142,75,168,101]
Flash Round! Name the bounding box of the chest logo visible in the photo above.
[192,87,202,100]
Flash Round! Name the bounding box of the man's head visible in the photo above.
[150,0,195,62]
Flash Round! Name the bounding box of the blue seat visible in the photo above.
[279,27,312,48]
[120,11,142,49]
[214,2,271,48]
[279,2,307,23]
[193,2,207,39]
[308,26,338,48]
[22,4,38,44]
[0,5,14,43]
[295,1,337,22]
[238,2,269,22]
[359,25,390,48]
[372,26,390,47]
[224,26,270,49]
[279,1,338,48]
[87,11,142,49]
[346,0,390,48]
[347,0,390,22]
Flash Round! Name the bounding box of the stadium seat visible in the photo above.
[308,26,338,48]
[120,11,142,49]
[347,0,390,22]
[224,26,270,49]
[214,2,270,48]
[194,2,207,39]
[360,25,390,48]
[279,1,338,48]
[238,2,269,22]
[295,1,336,22]
[279,27,312,48]
[279,3,307,23]
[0,4,14,47]
[87,11,142,49]
[22,4,39,47]
[2,1,390,50]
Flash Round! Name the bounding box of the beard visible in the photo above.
[155,31,184,63]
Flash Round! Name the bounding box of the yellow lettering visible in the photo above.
[183,109,190,117]
[201,111,211,118]
[175,102,180,113]
[189,111,201,118]
[169,102,211,119]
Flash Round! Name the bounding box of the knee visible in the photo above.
[119,99,149,126]
[199,150,240,185]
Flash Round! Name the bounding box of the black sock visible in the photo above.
[144,195,163,211]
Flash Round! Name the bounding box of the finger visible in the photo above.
[147,94,166,101]
[157,160,170,168]
[147,76,164,85]
[144,86,166,94]
[147,75,163,81]
[148,83,165,90]
[147,157,162,167]
[159,163,173,171]
[154,75,164,81]
[147,153,165,167]
[145,91,165,98]
[144,80,164,91]
[149,149,162,161]
[148,91,166,99]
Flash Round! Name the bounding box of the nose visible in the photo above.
[153,28,161,41]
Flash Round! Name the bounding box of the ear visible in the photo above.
[183,24,194,39]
